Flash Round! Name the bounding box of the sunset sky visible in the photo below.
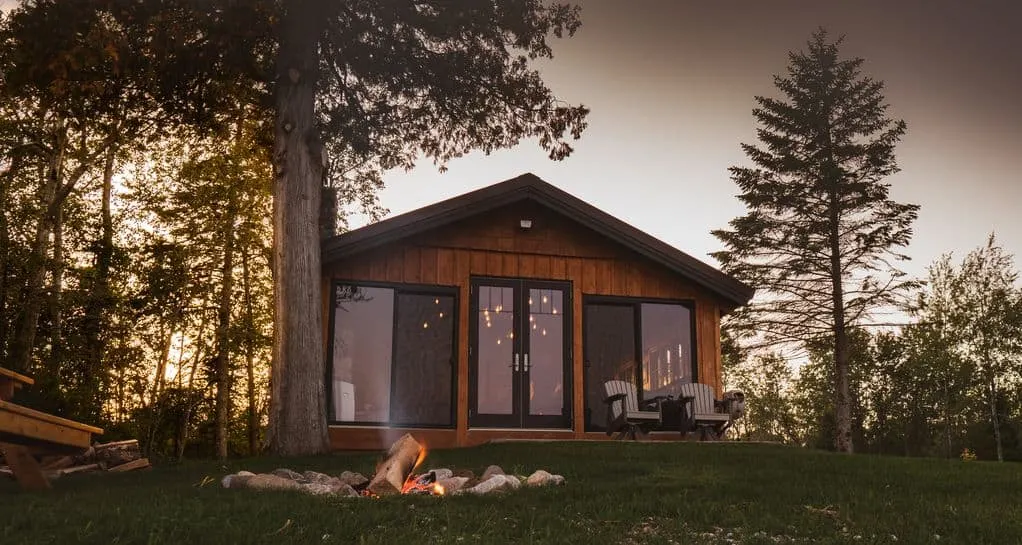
[367,0,1022,284]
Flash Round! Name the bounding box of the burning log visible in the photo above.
[366,433,425,496]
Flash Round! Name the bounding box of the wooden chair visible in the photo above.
[0,366,104,490]
[677,383,734,441]
[602,380,662,440]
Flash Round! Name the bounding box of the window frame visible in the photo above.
[326,279,459,429]
[581,294,698,432]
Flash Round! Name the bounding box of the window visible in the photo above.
[583,297,695,431]
[330,283,456,428]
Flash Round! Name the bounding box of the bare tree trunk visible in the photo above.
[50,205,64,371]
[9,156,61,372]
[266,0,330,456]
[829,195,853,454]
[82,146,117,416]
[242,247,260,455]
[175,307,210,460]
[988,372,1003,462]
[214,190,237,460]
[151,325,175,406]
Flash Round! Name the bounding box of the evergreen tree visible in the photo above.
[712,29,919,453]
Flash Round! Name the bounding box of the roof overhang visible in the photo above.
[321,173,755,310]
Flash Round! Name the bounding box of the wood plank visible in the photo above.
[551,257,567,280]
[420,247,438,284]
[369,251,388,281]
[596,260,614,295]
[501,253,517,277]
[0,401,103,435]
[581,259,597,294]
[403,247,422,283]
[386,249,404,282]
[533,255,551,279]
[572,284,584,435]
[0,367,34,386]
[436,248,456,285]
[108,457,151,472]
[518,254,535,278]
[469,251,487,276]
[0,442,49,490]
[486,251,502,276]
[457,282,471,446]
[455,249,471,285]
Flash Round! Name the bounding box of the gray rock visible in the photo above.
[302,483,335,495]
[459,474,516,495]
[332,482,360,497]
[237,470,255,477]
[436,476,469,494]
[427,468,453,481]
[338,471,368,487]
[525,470,565,487]
[480,465,504,481]
[235,473,303,491]
[302,470,334,484]
[272,468,305,481]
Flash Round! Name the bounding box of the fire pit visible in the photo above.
[221,433,565,498]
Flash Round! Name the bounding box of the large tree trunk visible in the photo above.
[266,0,330,456]
[214,192,238,460]
[242,247,260,455]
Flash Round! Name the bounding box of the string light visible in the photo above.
[422,322,428,329]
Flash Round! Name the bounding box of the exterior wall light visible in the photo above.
[519,219,533,230]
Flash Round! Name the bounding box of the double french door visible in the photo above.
[469,277,572,429]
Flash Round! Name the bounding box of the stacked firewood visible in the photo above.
[0,439,151,480]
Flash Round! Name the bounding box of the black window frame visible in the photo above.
[326,279,459,429]
[581,294,698,432]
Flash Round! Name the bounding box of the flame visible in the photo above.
[433,483,445,495]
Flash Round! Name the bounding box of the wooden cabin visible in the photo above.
[320,173,753,450]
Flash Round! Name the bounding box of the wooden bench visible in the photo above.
[0,366,104,490]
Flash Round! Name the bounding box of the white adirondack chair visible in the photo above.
[677,383,740,440]
[602,380,662,440]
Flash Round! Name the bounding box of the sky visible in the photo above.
[365,0,1022,284]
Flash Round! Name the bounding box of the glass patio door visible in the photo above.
[469,277,571,429]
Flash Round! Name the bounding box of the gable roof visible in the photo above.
[321,173,755,309]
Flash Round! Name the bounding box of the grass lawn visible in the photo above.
[2,441,1020,544]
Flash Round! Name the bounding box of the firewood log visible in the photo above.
[366,433,423,496]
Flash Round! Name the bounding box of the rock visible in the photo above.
[302,470,334,484]
[436,476,469,494]
[272,468,305,481]
[303,483,335,495]
[480,465,504,481]
[221,474,237,488]
[237,470,255,477]
[338,471,368,488]
[459,474,517,495]
[427,468,453,481]
[525,470,565,487]
[240,473,304,491]
[453,468,475,480]
[332,482,360,497]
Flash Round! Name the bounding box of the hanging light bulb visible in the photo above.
[541,329,547,336]
[434,298,439,305]
[497,339,502,345]
[552,308,558,315]
[439,312,444,318]
[422,322,429,329]
[542,295,548,304]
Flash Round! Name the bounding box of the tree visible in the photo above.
[918,236,1022,462]
[263,1,590,455]
[712,29,918,453]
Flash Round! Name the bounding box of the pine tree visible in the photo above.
[712,29,919,453]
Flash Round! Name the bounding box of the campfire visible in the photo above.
[221,433,565,497]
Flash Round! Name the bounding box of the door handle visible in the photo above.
[512,353,519,372]
[524,353,530,372]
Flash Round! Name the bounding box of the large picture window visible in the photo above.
[583,296,696,432]
[330,282,457,428]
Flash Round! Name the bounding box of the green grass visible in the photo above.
[2,442,1020,544]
